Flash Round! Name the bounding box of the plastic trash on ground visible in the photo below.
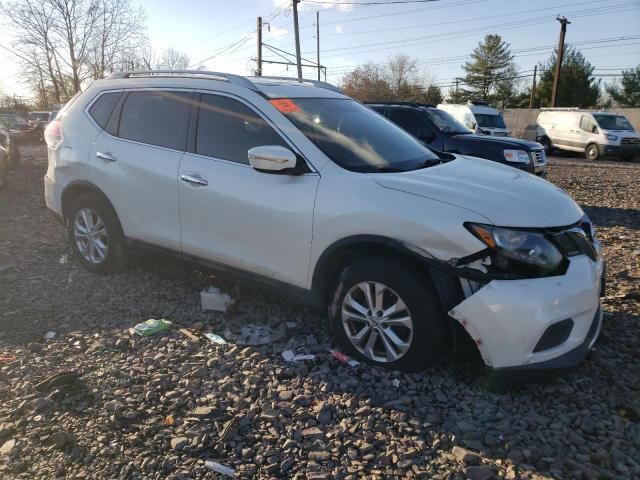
[200,287,233,312]
[204,460,235,477]
[44,331,56,340]
[282,349,316,362]
[133,319,171,337]
[223,323,285,346]
[204,333,227,345]
[329,349,360,367]
[58,254,68,264]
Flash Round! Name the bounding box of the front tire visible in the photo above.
[585,143,600,161]
[329,257,448,371]
[66,193,126,274]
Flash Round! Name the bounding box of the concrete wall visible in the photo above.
[502,108,640,139]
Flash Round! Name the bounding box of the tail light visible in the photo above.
[44,120,63,148]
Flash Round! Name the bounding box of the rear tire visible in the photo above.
[541,137,553,155]
[585,143,600,161]
[329,257,448,372]
[66,193,126,274]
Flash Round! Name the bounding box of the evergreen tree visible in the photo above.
[461,34,516,102]
[606,66,640,107]
[536,47,600,107]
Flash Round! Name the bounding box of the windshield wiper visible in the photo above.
[375,166,406,173]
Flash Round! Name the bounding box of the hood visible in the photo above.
[452,133,542,150]
[371,156,583,228]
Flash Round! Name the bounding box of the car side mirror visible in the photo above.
[248,145,298,173]
[465,121,476,131]
[591,125,598,134]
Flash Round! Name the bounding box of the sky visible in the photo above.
[1,0,639,99]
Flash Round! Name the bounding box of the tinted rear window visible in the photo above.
[89,92,122,129]
[118,91,192,150]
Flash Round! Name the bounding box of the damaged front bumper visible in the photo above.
[448,255,604,370]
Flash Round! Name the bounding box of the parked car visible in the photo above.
[44,70,605,372]
[534,109,640,160]
[0,122,21,168]
[438,101,511,136]
[0,126,9,188]
[28,110,59,141]
[0,113,35,144]
[368,102,546,176]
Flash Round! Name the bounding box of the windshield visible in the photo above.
[474,113,506,129]
[593,114,634,131]
[278,98,442,173]
[423,108,470,134]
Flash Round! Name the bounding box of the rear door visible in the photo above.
[88,89,193,251]
[178,92,319,288]
[387,108,440,148]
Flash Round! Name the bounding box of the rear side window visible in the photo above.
[118,91,192,150]
[388,109,430,136]
[89,92,122,129]
[196,94,287,165]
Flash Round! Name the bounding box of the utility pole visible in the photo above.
[292,0,302,80]
[316,11,320,81]
[455,78,460,98]
[256,17,262,77]
[529,64,537,109]
[551,16,570,107]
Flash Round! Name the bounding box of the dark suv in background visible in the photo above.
[368,102,547,176]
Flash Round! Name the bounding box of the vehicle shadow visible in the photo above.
[582,205,640,231]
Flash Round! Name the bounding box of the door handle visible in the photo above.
[96,151,117,162]
[180,172,208,186]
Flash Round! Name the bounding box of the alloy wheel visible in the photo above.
[73,208,108,264]
[341,281,414,363]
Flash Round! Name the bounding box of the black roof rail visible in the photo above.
[365,101,435,108]
[254,76,342,93]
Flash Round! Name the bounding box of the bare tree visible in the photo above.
[157,47,190,70]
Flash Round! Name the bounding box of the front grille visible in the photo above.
[621,137,640,146]
[532,149,546,165]
[552,229,598,261]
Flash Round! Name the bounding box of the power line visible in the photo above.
[304,0,439,4]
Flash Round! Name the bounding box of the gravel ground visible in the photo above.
[0,146,639,480]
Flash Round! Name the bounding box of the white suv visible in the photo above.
[44,71,605,372]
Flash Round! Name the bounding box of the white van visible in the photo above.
[437,101,511,137]
[536,109,640,160]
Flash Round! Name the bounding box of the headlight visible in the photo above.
[466,223,564,275]
[606,134,618,141]
[503,149,530,164]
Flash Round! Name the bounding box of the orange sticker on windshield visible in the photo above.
[270,99,299,113]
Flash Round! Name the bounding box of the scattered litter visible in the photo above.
[329,349,360,367]
[58,254,68,264]
[204,333,227,345]
[0,354,17,363]
[44,331,56,340]
[163,415,175,426]
[392,378,400,388]
[204,460,235,477]
[179,328,199,342]
[286,321,298,329]
[133,319,171,337]
[282,350,316,362]
[200,287,233,312]
[223,323,285,346]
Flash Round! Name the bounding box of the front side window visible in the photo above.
[474,113,506,129]
[196,94,288,165]
[279,98,441,173]
[388,109,429,137]
[593,114,634,131]
[89,92,122,129]
[118,91,192,150]
[580,115,595,132]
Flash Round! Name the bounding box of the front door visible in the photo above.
[178,93,319,288]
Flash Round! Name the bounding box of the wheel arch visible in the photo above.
[60,181,120,228]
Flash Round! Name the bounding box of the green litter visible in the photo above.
[133,319,172,337]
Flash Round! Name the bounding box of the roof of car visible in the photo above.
[101,70,344,99]
[366,102,436,109]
